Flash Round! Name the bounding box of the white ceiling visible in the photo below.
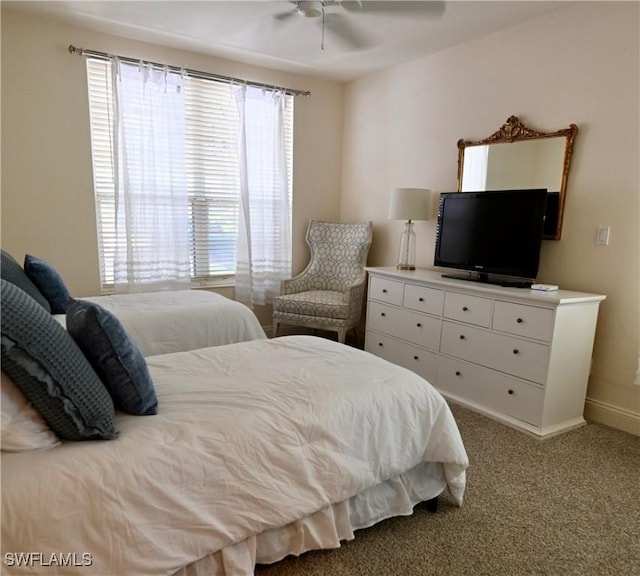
[7,1,567,81]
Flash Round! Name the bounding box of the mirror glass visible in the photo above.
[457,116,578,240]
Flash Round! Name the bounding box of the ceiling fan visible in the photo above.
[273,1,446,51]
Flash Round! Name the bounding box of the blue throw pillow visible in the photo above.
[66,299,158,416]
[24,254,71,314]
[0,280,118,440]
[0,249,51,312]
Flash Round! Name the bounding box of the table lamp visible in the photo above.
[388,187,432,270]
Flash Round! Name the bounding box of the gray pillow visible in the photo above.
[66,299,158,416]
[0,280,118,440]
[0,249,51,312]
[24,254,71,314]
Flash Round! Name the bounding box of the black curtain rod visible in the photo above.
[68,45,311,97]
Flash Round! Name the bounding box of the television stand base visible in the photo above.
[441,272,533,289]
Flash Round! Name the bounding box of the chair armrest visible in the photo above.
[343,279,365,298]
[281,272,312,295]
[343,278,367,323]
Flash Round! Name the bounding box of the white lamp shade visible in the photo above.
[388,188,432,221]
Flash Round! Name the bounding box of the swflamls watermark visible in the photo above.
[4,552,93,568]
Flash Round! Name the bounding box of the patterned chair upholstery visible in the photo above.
[272,220,373,344]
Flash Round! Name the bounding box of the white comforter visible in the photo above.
[73,289,266,356]
[2,336,468,576]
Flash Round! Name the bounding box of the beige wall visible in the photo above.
[1,8,344,298]
[340,1,640,433]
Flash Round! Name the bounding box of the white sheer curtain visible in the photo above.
[234,85,291,307]
[111,58,191,293]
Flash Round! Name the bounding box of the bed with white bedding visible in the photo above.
[54,290,267,356]
[0,249,265,355]
[1,336,468,576]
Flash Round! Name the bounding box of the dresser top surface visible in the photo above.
[365,267,606,305]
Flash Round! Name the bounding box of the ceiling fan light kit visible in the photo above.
[297,1,324,18]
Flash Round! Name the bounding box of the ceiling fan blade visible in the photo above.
[340,1,446,18]
[273,9,298,22]
[322,13,377,50]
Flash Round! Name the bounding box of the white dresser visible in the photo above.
[364,267,606,437]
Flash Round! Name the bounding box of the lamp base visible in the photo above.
[396,220,417,270]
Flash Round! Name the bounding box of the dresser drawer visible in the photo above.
[369,276,404,306]
[492,301,555,342]
[443,292,492,327]
[365,331,439,384]
[437,356,543,426]
[440,321,550,384]
[403,284,444,316]
[367,301,441,351]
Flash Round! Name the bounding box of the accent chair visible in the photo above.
[272,220,373,344]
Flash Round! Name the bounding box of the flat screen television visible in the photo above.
[434,188,548,286]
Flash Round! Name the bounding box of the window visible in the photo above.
[86,58,293,288]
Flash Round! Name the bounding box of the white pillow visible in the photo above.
[1,370,61,452]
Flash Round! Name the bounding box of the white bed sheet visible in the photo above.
[55,289,266,356]
[1,336,468,576]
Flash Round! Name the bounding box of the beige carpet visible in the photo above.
[256,404,640,576]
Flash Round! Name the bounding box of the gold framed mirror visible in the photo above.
[457,116,578,240]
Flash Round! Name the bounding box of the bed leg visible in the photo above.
[425,496,439,513]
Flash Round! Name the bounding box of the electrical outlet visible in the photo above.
[596,226,610,246]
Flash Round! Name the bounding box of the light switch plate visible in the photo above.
[596,226,610,246]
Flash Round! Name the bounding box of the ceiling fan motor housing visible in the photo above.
[297,1,324,18]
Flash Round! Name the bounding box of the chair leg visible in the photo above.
[273,320,279,338]
[337,328,347,344]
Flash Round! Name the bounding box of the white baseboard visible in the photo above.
[584,397,640,436]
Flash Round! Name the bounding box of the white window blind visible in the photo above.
[86,58,293,288]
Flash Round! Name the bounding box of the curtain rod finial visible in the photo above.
[68,45,84,55]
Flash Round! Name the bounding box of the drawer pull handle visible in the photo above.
[378,342,383,347]
[416,322,422,328]
[418,297,424,302]
[381,312,386,317]
[508,389,514,395]
[382,289,388,293]
[517,317,523,323]
[459,335,466,340]
[462,306,469,312]
[455,371,461,376]
[513,349,520,355]
[413,355,419,361]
